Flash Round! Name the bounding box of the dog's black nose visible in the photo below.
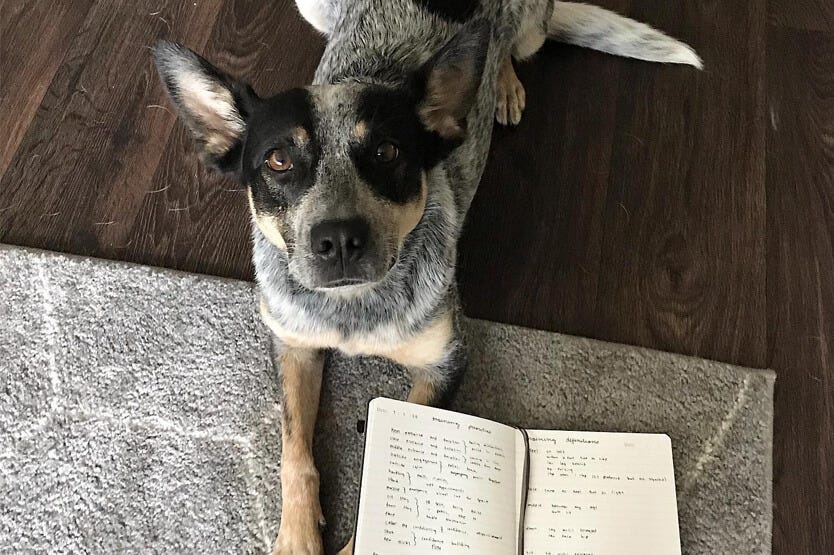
[310,218,370,266]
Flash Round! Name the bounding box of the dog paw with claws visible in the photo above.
[495,56,526,126]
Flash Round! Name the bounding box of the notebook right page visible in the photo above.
[523,430,681,555]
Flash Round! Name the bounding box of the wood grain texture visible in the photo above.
[0,0,93,177]
[459,41,621,338]
[593,0,768,366]
[767,26,834,555]
[0,0,224,257]
[769,0,834,32]
[460,0,768,367]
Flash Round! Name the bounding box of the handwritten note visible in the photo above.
[522,430,680,555]
[355,398,523,554]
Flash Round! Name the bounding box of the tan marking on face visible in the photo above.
[393,173,428,242]
[352,120,368,141]
[273,339,325,553]
[292,126,310,147]
[248,188,287,250]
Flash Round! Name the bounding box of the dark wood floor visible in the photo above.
[1,1,831,553]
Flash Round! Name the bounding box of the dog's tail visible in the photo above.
[547,2,702,69]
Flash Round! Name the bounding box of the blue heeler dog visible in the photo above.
[153,1,700,552]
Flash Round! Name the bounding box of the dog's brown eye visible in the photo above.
[265,149,293,172]
[375,142,398,162]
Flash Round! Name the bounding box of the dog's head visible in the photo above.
[153,22,488,291]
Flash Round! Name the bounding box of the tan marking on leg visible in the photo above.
[495,55,526,126]
[337,535,355,555]
[272,342,326,555]
[513,16,546,61]
[387,311,452,368]
[407,374,438,405]
[248,188,287,250]
[352,120,368,141]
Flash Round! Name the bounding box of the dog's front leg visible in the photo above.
[271,337,326,555]
[406,338,467,407]
[337,335,467,554]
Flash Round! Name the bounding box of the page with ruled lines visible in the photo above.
[522,430,681,555]
[354,398,524,554]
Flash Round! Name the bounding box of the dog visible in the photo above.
[153,1,700,553]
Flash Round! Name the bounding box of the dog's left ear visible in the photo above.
[417,20,490,140]
[153,41,258,174]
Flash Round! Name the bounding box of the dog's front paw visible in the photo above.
[495,57,526,126]
[272,508,325,555]
[271,527,323,555]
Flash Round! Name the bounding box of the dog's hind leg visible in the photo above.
[269,336,326,555]
[495,6,548,126]
[495,55,526,126]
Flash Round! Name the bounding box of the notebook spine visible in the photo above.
[516,427,531,555]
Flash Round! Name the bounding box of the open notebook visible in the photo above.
[354,398,681,554]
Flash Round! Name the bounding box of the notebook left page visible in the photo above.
[354,398,523,554]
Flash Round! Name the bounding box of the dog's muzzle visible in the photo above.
[309,217,374,287]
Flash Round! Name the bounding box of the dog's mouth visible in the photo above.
[314,278,380,299]
[316,278,370,289]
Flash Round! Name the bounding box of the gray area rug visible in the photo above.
[0,245,774,554]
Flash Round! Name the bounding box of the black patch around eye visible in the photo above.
[352,85,454,204]
[242,88,319,213]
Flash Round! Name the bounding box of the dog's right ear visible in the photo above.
[416,20,490,140]
[152,42,258,173]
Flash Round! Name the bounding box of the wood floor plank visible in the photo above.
[458,40,622,337]
[122,0,324,279]
[461,1,768,366]
[0,0,93,178]
[0,0,224,256]
[592,0,768,366]
[767,25,834,555]
[769,0,834,32]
